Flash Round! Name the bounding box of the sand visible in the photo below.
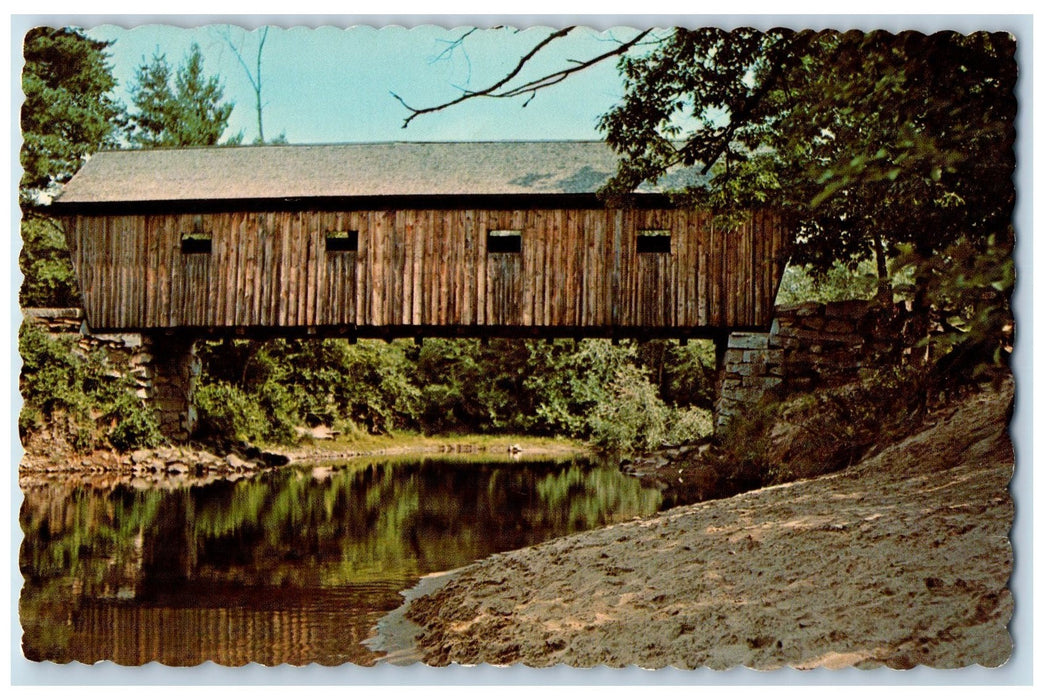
[395,380,1014,669]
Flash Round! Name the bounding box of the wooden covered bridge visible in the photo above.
[50,141,789,438]
[52,141,788,339]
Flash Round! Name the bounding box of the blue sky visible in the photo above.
[84,23,658,144]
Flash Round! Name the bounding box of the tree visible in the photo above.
[400,28,1017,374]
[399,28,1015,280]
[20,27,125,202]
[127,43,240,147]
[597,28,1016,374]
[598,29,1015,285]
[218,26,285,144]
[20,27,126,306]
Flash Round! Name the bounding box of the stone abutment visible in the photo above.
[714,299,929,431]
[22,309,199,441]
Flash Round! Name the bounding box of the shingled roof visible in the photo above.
[53,141,705,207]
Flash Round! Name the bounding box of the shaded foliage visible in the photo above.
[598,28,1016,381]
[20,27,126,308]
[601,29,1016,277]
[19,218,80,308]
[193,337,715,453]
[20,27,125,200]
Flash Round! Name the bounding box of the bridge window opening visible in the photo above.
[326,230,358,252]
[487,229,523,254]
[180,233,212,254]
[637,229,672,254]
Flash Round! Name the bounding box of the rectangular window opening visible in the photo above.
[180,233,212,254]
[326,230,359,252]
[487,229,522,254]
[637,229,672,254]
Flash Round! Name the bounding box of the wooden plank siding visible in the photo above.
[62,207,788,334]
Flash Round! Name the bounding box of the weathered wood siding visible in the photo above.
[62,207,787,332]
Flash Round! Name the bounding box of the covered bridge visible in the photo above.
[51,141,789,340]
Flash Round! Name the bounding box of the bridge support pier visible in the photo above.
[146,335,200,442]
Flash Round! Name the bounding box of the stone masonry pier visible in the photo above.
[22,308,199,441]
[715,300,928,431]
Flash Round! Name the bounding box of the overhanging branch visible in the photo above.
[394,27,654,128]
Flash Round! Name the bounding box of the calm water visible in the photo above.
[19,455,663,666]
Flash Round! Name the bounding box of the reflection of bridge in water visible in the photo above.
[50,142,789,438]
[70,584,395,666]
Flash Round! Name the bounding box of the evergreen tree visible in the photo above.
[20,27,125,201]
[128,43,239,147]
[20,27,126,306]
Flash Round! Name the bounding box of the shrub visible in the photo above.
[19,321,161,452]
[106,392,162,451]
[192,381,270,445]
[666,406,714,445]
[588,364,671,454]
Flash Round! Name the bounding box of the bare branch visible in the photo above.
[221,25,270,142]
[429,27,478,65]
[397,27,653,128]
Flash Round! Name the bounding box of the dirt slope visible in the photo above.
[402,380,1014,669]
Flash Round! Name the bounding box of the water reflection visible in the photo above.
[20,455,662,666]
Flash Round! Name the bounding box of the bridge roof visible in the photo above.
[53,141,705,208]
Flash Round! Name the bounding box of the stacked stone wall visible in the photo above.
[715,300,928,430]
[22,308,198,441]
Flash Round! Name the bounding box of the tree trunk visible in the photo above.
[873,230,891,304]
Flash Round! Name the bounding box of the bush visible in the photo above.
[666,406,714,445]
[191,335,718,452]
[192,381,270,445]
[588,364,671,454]
[106,392,162,451]
[19,217,81,308]
[19,321,161,452]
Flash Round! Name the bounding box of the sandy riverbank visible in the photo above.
[388,379,1014,669]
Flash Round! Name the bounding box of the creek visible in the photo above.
[19,453,664,666]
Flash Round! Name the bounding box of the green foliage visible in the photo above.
[20,27,124,307]
[20,27,125,200]
[525,340,635,436]
[193,381,271,445]
[601,29,1015,284]
[894,233,1014,387]
[415,338,528,434]
[105,392,164,451]
[127,43,239,147]
[666,406,714,445]
[19,217,80,308]
[18,322,161,451]
[194,338,422,444]
[774,258,910,306]
[587,364,670,453]
[635,338,718,409]
[586,362,713,455]
[191,336,714,452]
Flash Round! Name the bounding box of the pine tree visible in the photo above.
[128,43,239,147]
[20,27,125,200]
[20,27,126,306]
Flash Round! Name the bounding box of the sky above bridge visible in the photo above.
[23,13,1022,148]
[82,22,655,145]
